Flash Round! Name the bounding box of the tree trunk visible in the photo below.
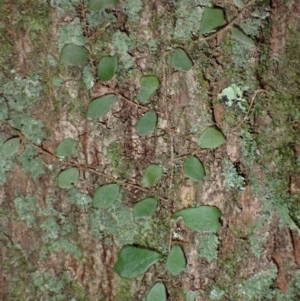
[1,0,300,300]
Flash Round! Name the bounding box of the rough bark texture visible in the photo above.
[1,0,300,300]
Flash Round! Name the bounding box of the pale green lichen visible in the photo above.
[250,235,266,258]
[58,17,86,50]
[47,55,58,67]
[240,129,258,166]
[147,38,160,53]
[209,286,225,300]
[90,200,138,246]
[68,187,92,210]
[0,97,8,119]
[111,31,136,71]
[31,270,73,299]
[107,142,132,178]
[240,7,270,37]
[120,0,143,22]
[14,196,37,227]
[172,0,204,42]
[86,10,116,28]
[40,217,61,243]
[1,74,42,111]
[50,239,83,258]
[237,264,277,300]
[50,0,80,16]
[232,0,246,10]
[222,160,245,191]
[0,145,14,184]
[185,290,200,301]
[196,232,219,262]
[18,145,46,179]
[82,65,94,90]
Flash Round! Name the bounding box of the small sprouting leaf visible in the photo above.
[55,138,77,158]
[137,76,160,103]
[60,44,89,66]
[57,167,79,189]
[231,28,255,48]
[133,198,158,218]
[166,244,186,276]
[136,111,157,136]
[197,127,225,149]
[113,245,163,279]
[146,282,167,301]
[86,94,117,118]
[173,206,222,232]
[184,156,205,181]
[97,55,118,81]
[92,183,120,209]
[88,0,119,11]
[141,164,163,187]
[1,137,20,157]
[200,7,225,34]
[170,48,193,71]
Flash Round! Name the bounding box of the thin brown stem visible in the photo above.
[0,118,164,197]
[231,89,270,132]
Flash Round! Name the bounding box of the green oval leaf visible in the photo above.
[136,111,157,136]
[170,49,193,71]
[113,245,163,279]
[88,0,119,12]
[57,167,79,189]
[166,244,186,276]
[97,55,118,81]
[1,137,20,157]
[173,206,222,232]
[86,94,117,118]
[146,282,167,301]
[184,156,205,181]
[141,164,163,188]
[60,44,89,66]
[137,75,160,103]
[200,7,225,34]
[231,28,255,48]
[92,183,120,209]
[133,198,158,218]
[197,127,225,149]
[55,138,77,158]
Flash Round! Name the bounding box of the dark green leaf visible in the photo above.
[97,55,118,81]
[113,245,163,279]
[231,28,255,48]
[57,167,79,189]
[141,164,163,187]
[55,138,77,158]
[86,94,117,118]
[166,244,186,275]
[136,111,157,136]
[137,76,160,103]
[60,44,89,66]
[184,156,205,181]
[173,206,222,232]
[133,198,158,218]
[200,8,225,34]
[146,282,167,301]
[197,127,225,149]
[92,183,120,209]
[88,0,119,11]
[1,137,20,157]
[170,49,193,71]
